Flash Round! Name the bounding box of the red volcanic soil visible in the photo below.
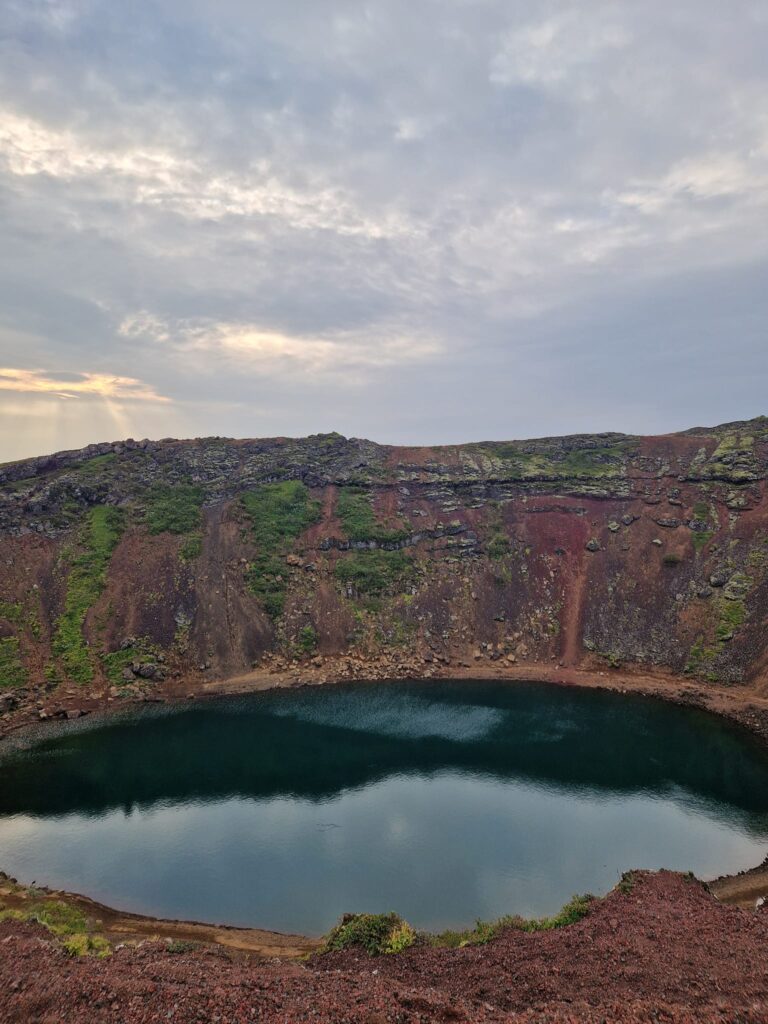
[2,871,768,1023]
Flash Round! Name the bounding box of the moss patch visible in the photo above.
[336,487,409,544]
[336,550,414,597]
[179,532,203,562]
[145,485,204,535]
[0,637,26,688]
[52,506,125,684]
[0,601,23,625]
[101,637,161,685]
[241,482,322,618]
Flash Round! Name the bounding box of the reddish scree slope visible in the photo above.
[2,873,768,1024]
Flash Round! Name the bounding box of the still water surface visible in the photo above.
[1,680,768,934]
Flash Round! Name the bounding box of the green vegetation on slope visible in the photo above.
[322,893,594,956]
[0,899,110,957]
[336,487,409,543]
[241,481,322,618]
[52,506,125,684]
[75,452,117,475]
[335,549,414,596]
[145,484,204,534]
[101,636,161,685]
[428,893,594,948]
[0,637,26,689]
[324,913,416,955]
[0,600,23,625]
[469,441,636,480]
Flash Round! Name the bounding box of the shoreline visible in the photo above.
[3,661,768,950]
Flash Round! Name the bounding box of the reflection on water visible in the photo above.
[1,680,768,934]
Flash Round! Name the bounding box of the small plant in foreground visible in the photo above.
[324,912,416,955]
[166,939,197,954]
[617,871,638,895]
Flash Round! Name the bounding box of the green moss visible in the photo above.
[470,441,634,480]
[241,482,322,619]
[704,433,757,480]
[101,638,160,685]
[0,601,23,625]
[336,487,409,543]
[336,550,414,597]
[715,596,746,641]
[296,625,318,654]
[0,637,26,689]
[52,506,125,684]
[145,485,204,534]
[179,532,203,562]
[685,637,720,678]
[487,533,511,560]
[692,530,713,551]
[75,453,117,475]
[616,871,638,895]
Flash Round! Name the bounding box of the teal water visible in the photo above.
[1,680,768,935]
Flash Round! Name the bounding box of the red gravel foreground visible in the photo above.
[2,871,768,1023]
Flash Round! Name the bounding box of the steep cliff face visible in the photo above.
[1,418,767,703]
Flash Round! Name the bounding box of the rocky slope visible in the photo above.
[2,871,768,1023]
[1,418,767,710]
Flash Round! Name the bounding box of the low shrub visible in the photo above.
[324,912,416,955]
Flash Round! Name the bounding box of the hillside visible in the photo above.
[1,417,767,711]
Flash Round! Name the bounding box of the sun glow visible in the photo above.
[0,368,169,402]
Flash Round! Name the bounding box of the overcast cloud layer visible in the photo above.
[1,0,767,460]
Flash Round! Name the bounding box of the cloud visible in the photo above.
[0,368,169,402]
[119,314,441,379]
[0,0,766,458]
[0,107,411,240]
[490,11,630,89]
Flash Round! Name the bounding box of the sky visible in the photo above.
[0,0,767,461]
